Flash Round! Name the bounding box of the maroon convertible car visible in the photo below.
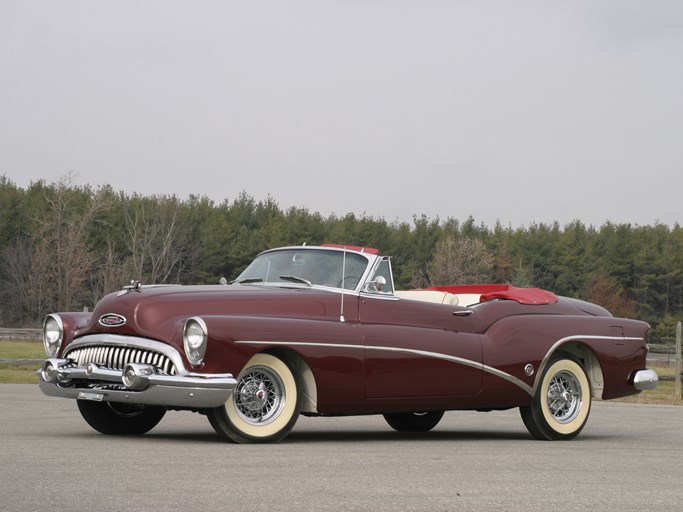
[39,244,658,443]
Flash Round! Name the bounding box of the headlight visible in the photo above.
[183,317,208,366]
[43,314,64,358]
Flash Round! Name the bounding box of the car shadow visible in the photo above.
[132,428,537,444]
[52,427,613,444]
[284,428,535,443]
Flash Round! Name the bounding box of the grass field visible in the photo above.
[1,341,681,404]
[0,341,45,384]
[0,341,46,359]
[613,365,681,405]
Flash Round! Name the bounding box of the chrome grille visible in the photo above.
[65,345,177,375]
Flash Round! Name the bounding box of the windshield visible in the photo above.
[234,248,370,290]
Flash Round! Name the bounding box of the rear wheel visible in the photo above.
[208,354,302,443]
[383,411,444,432]
[520,356,591,440]
[77,400,166,435]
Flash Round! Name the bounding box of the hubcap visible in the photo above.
[546,370,582,423]
[233,366,285,426]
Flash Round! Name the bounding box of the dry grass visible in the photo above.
[0,341,46,359]
[0,362,40,384]
[0,341,43,384]
[611,364,681,405]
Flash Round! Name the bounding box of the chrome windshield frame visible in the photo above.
[233,246,381,293]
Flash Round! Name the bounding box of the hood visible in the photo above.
[79,284,337,342]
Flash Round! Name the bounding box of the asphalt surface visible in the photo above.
[1,384,682,512]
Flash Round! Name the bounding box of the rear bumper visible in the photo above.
[633,369,659,391]
[38,358,236,408]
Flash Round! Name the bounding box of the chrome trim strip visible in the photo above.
[235,340,533,395]
[530,335,645,396]
[242,246,379,294]
[359,292,400,302]
[481,365,533,395]
[236,333,647,397]
[239,282,366,298]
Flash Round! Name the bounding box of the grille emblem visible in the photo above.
[99,313,126,327]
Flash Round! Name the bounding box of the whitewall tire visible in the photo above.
[208,354,302,443]
[520,356,592,441]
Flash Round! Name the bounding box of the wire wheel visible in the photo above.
[233,366,285,426]
[545,370,583,424]
[520,355,592,441]
[208,354,302,443]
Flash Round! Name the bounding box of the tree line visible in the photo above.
[1,174,681,343]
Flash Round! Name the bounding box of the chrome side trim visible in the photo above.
[236,333,648,398]
[359,292,400,302]
[235,340,533,395]
[530,335,645,396]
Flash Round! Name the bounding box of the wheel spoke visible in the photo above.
[522,358,592,441]
[545,370,583,423]
[233,365,285,426]
[209,354,301,443]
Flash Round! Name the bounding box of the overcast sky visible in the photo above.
[1,0,682,228]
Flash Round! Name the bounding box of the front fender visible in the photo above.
[197,315,365,413]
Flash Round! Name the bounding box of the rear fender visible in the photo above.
[550,343,604,398]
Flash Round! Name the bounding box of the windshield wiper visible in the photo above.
[279,275,312,286]
[230,278,263,284]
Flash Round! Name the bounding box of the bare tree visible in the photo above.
[87,238,131,307]
[427,235,495,286]
[121,196,190,284]
[0,239,38,325]
[30,173,108,314]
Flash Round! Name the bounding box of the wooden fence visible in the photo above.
[0,328,41,342]
[676,322,682,401]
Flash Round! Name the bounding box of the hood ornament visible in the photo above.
[118,280,143,296]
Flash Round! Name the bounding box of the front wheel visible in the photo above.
[383,411,445,432]
[77,400,166,435]
[208,354,302,443]
[520,356,592,440]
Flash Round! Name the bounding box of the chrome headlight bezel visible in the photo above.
[43,314,64,358]
[183,317,208,366]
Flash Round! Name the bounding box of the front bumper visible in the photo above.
[38,358,237,408]
[633,369,659,391]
